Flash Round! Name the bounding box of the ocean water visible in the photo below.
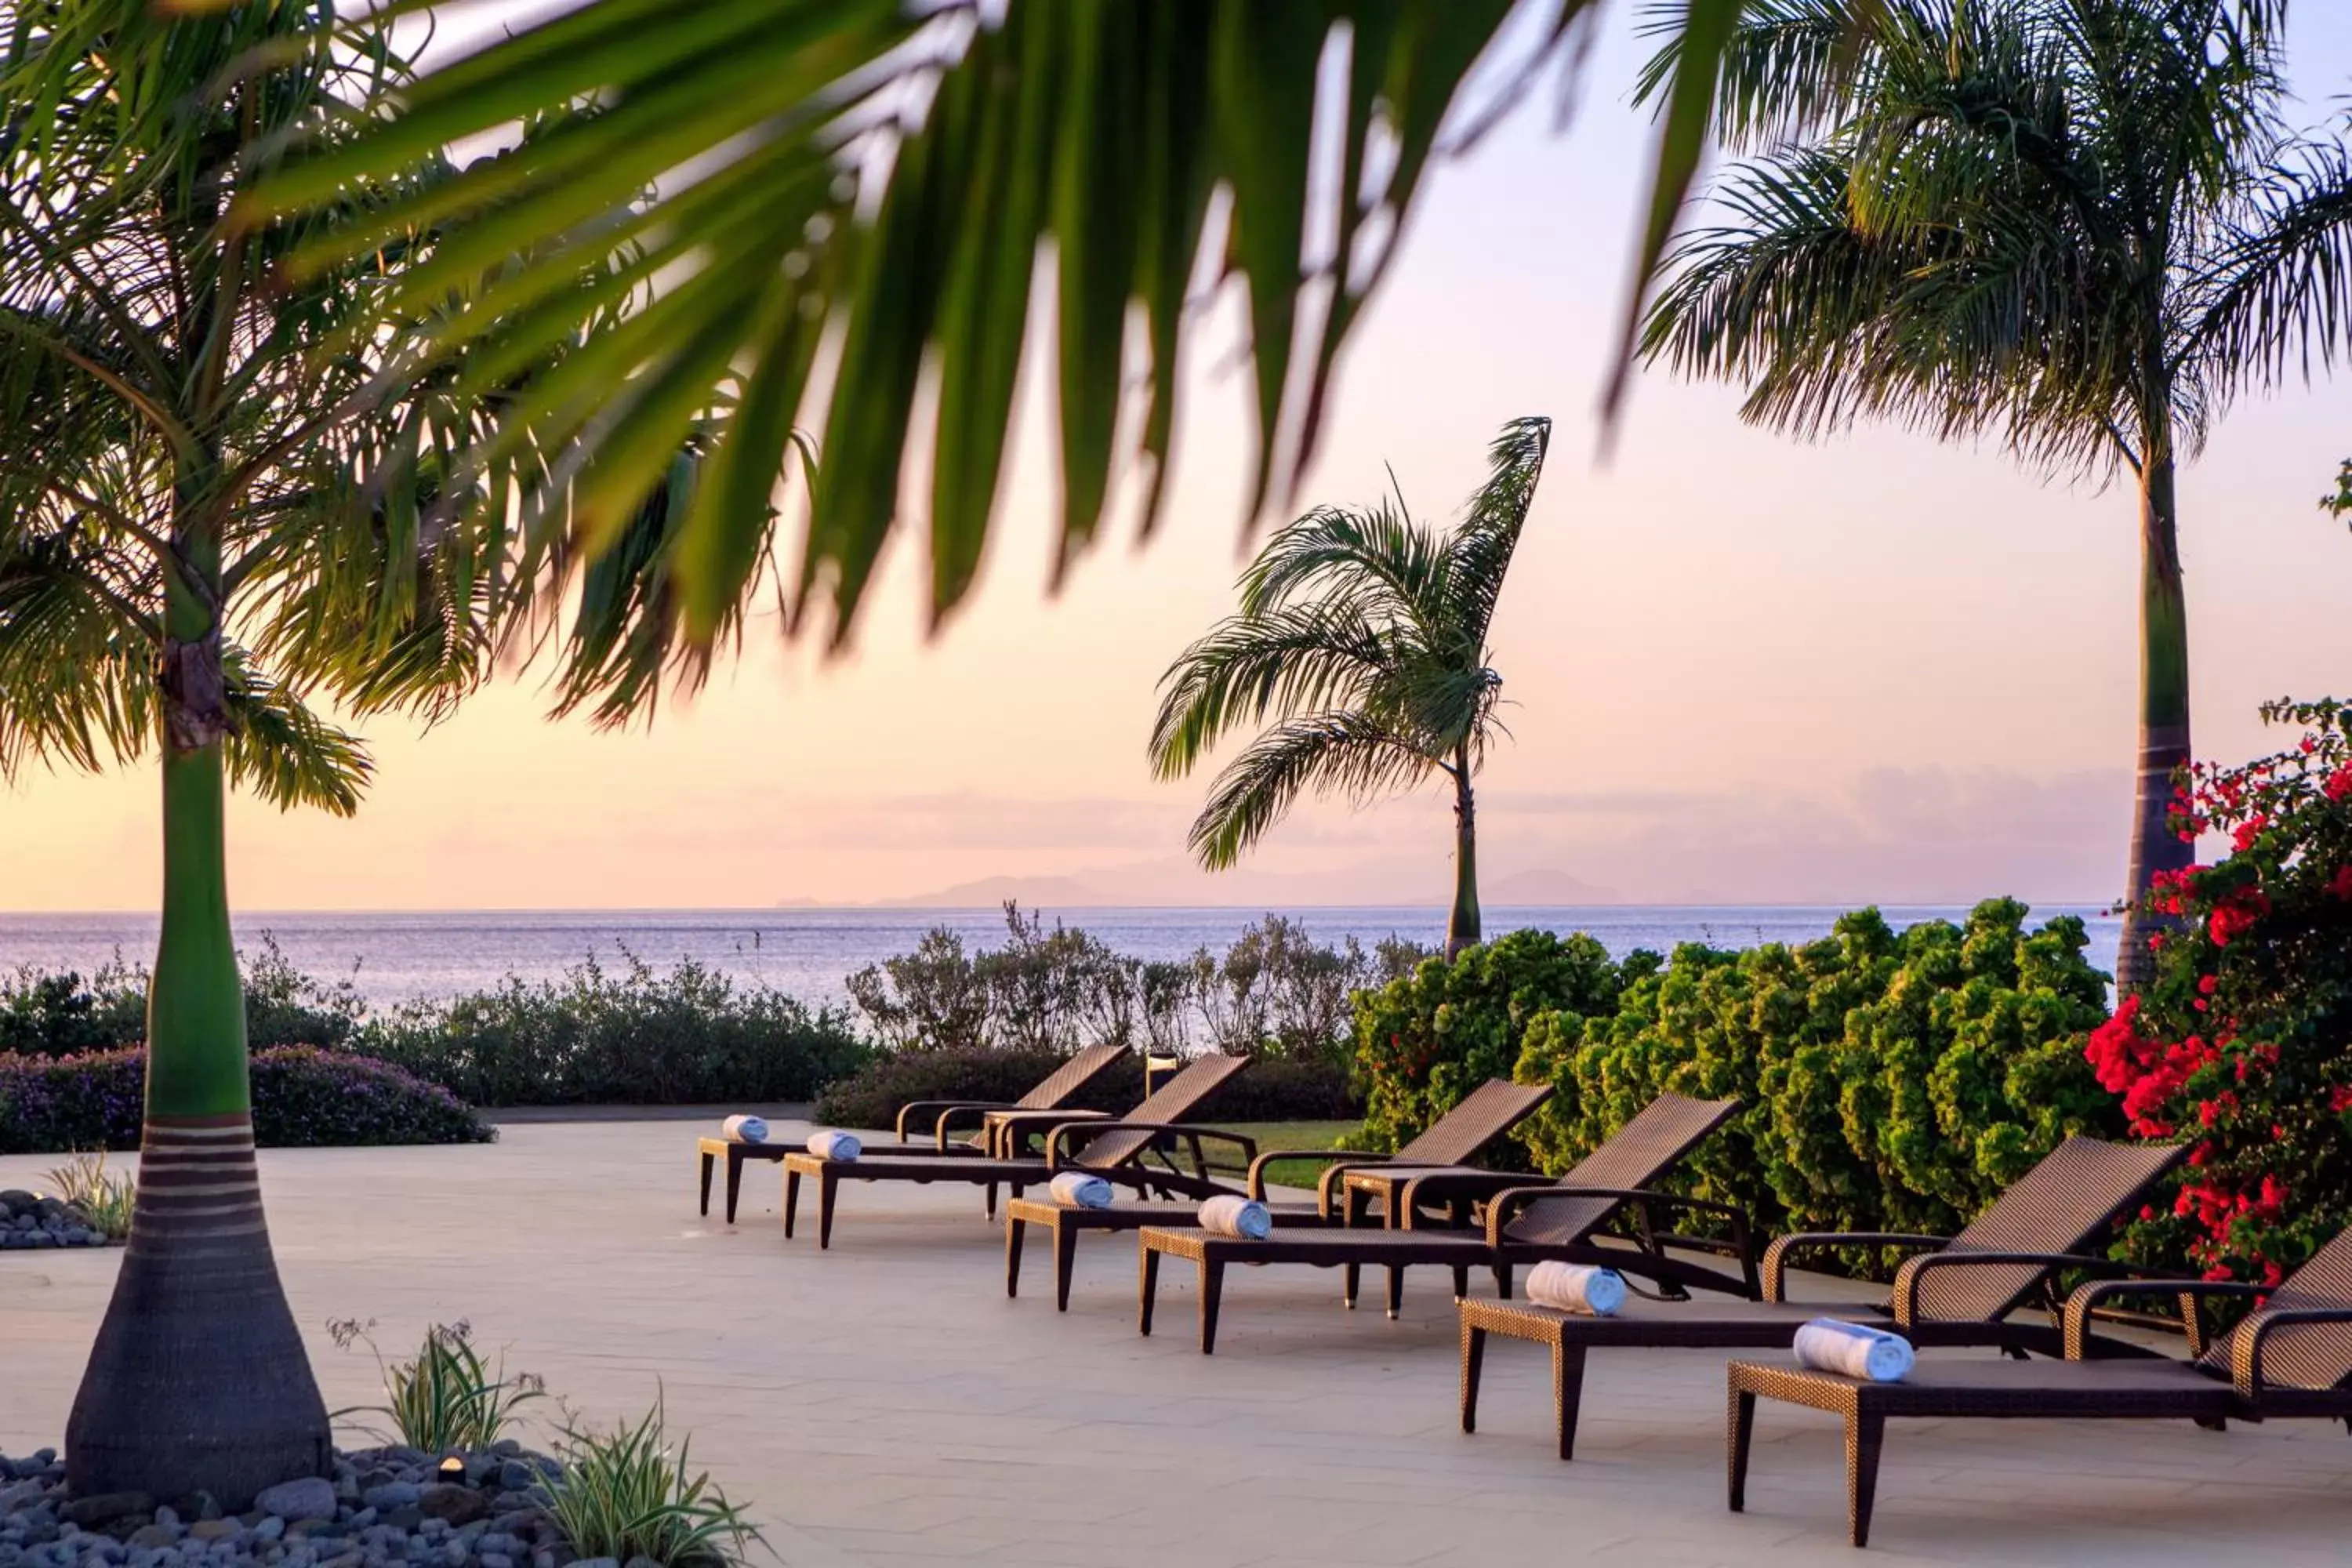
[0,904,2125,1011]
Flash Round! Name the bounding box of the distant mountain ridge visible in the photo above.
[828,859,1623,909]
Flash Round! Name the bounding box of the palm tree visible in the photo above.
[0,5,735,1504]
[1636,0,2350,985]
[1150,417,1552,958]
[236,2,1751,648]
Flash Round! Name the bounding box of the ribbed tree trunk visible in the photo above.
[2114,448,2194,992]
[1446,753,1480,960]
[65,529,329,1508]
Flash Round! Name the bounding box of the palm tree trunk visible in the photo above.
[2114,450,2194,992]
[66,534,328,1508]
[1446,754,1481,959]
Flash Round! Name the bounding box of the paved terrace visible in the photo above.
[5,1120,2350,1568]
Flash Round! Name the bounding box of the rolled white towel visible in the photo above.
[1793,1319,1915,1382]
[805,1129,862,1163]
[1049,1171,1115,1209]
[1525,1261,1627,1316]
[1198,1193,1272,1241]
[721,1114,768,1144]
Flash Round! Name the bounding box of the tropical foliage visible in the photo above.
[1151,418,1552,956]
[330,1321,546,1454]
[1352,928,1625,1152]
[1639,0,2352,985]
[243,2,1753,649]
[2089,698,2352,1288]
[1517,902,2118,1248]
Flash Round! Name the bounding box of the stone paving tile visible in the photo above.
[6,1120,2351,1566]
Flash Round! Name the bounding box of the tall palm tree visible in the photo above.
[1637,0,2350,985]
[237,1,1751,648]
[1150,417,1552,958]
[0,4,738,1504]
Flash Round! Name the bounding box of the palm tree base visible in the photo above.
[65,1116,328,1508]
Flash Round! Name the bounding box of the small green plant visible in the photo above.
[329,1319,544,1451]
[546,1396,757,1568]
[41,1151,134,1240]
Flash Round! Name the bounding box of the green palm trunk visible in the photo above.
[1447,753,1480,959]
[2117,449,2194,991]
[66,532,329,1506]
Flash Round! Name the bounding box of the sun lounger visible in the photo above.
[1456,1135,2186,1457]
[1003,1077,1555,1309]
[781,1054,1250,1247]
[1726,1224,2352,1546]
[1137,1091,1745,1352]
[693,1044,1128,1221]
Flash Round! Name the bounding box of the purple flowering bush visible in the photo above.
[0,1046,493,1154]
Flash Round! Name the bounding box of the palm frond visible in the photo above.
[240,0,1766,648]
[1185,712,1437,871]
[1149,603,1401,781]
[2196,132,2352,393]
[1440,414,1551,648]
[220,662,374,817]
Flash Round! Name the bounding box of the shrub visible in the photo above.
[2088,698,2352,1287]
[546,1399,758,1568]
[358,953,870,1106]
[2,936,368,1059]
[331,1319,543,1451]
[1352,929,1624,1152]
[846,903,1403,1063]
[1515,901,2118,1245]
[0,1047,494,1154]
[39,1151,134,1240]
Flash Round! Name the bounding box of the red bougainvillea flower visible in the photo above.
[2328,864,2352,901]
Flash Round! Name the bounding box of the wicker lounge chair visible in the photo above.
[1137,1092,1746,1353]
[1726,1225,2352,1547]
[1003,1078,1555,1310]
[1457,1135,2185,1457]
[692,1044,1127,1222]
[781,1054,1250,1247]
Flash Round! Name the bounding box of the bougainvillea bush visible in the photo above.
[1515,901,2118,1243]
[0,1047,493,1154]
[2087,697,2352,1287]
[1351,929,1625,1153]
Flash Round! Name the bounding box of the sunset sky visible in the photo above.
[5,7,2350,913]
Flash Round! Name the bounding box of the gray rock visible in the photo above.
[60,1499,150,1531]
[252,1519,285,1544]
[411,1491,481,1531]
[118,1532,172,1555]
[183,1526,238,1545]
[621,1558,660,1568]
[568,1559,617,1568]
[252,1482,334,1526]
[357,1489,415,1515]
[0,1483,48,1513]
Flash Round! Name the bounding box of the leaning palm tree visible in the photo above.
[238,2,1750,649]
[1638,0,2350,985]
[1,4,744,1504]
[1150,417,1552,958]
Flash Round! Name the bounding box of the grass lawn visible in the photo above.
[1190,1120,1368,1192]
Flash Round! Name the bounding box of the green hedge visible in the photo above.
[1512,901,2119,1240]
[1350,928,1624,1153]
[360,955,871,1106]
[1349,902,2121,1247]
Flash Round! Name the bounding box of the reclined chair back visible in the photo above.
[1915,1138,2185,1322]
[2201,1226,2352,1392]
[1072,1054,1250,1170]
[1014,1044,1127,1110]
[1501,1093,1741,1247]
[1395,1079,1555,1167]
